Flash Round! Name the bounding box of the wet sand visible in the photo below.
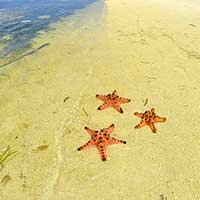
[0,0,200,199]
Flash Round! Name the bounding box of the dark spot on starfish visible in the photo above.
[98,140,103,144]
[102,157,106,161]
[120,108,123,113]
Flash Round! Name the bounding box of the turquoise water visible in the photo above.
[0,0,98,58]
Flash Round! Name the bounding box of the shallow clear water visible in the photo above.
[0,0,97,58]
[1,0,200,199]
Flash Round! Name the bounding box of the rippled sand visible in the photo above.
[0,0,200,199]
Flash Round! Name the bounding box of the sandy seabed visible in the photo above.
[0,0,200,199]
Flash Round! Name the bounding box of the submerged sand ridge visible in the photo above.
[0,0,200,199]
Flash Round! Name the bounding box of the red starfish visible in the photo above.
[134,108,166,133]
[96,90,131,113]
[77,124,126,161]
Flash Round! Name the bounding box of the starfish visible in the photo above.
[96,90,131,113]
[134,108,166,133]
[77,124,126,161]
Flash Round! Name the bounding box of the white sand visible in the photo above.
[0,0,200,199]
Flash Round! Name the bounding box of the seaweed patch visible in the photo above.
[1,174,11,186]
[0,146,18,171]
[32,145,49,152]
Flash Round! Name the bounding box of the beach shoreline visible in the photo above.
[0,0,200,199]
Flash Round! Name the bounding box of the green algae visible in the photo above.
[0,146,18,171]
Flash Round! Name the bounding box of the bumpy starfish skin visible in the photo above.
[96,90,131,113]
[77,124,126,161]
[134,108,166,133]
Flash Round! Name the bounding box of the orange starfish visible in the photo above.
[134,108,166,133]
[96,90,131,113]
[77,124,126,161]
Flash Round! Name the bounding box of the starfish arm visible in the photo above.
[112,90,117,95]
[148,122,157,133]
[135,120,146,129]
[97,145,107,161]
[113,104,124,113]
[105,124,115,134]
[97,102,110,110]
[109,137,126,145]
[154,116,166,123]
[96,94,108,101]
[134,112,144,119]
[118,97,131,103]
[84,127,95,136]
[77,140,95,151]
